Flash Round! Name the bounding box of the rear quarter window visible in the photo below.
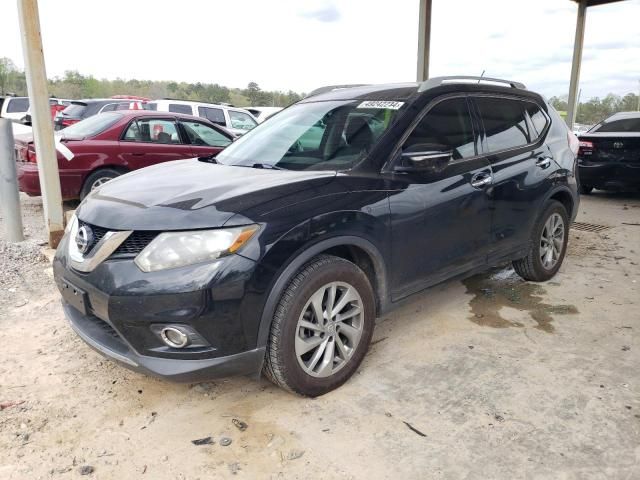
[524,103,550,138]
[198,106,226,125]
[6,97,29,113]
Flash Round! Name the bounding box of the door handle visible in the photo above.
[470,171,493,189]
[536,157,552,169]
[131,153,145,156]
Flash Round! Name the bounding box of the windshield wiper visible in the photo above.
[250,163,283,170]
[198,154,218,164]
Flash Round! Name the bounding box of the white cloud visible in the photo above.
[0,0,638,98]
[298,1,342,22]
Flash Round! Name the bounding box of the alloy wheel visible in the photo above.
[539,212,565,269]
[295,281,364,378]
[90,177,112,191]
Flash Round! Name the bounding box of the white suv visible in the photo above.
[146,100,258,136]
[1,96,30,122]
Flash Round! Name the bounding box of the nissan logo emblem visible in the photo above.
[75,225,94,255]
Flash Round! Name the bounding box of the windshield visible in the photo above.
[59,112,122,139]
[215,100,404,171]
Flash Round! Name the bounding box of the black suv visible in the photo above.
[53,77,579,396]
[54,99,135,130]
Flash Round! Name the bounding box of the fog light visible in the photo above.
[160,327,189,348]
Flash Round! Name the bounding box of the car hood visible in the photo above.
[76,159,337,230]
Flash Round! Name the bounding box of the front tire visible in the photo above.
[263,255,375,397]
[80,168,122,200]
[513,200,569,282]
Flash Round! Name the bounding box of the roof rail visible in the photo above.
[305,84,370,98]
[418,76,526,92]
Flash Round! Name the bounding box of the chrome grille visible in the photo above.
[78,221,158,257]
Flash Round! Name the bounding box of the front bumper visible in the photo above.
[578,160,640,190]
[53,233,265,382]
[64,302,264,382]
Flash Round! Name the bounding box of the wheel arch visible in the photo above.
[79,165,130,197]
[255,235,389,350]
[545,185,578,222]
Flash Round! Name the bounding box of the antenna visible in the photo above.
[478,70,485,84]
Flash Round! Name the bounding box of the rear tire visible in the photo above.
[580,184,593,195]
[513,200,569,282]
[263,254,375,397]
[80,168,122,200]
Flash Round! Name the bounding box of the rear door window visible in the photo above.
[168,104,192,115]
[123,118,182,144]
[180,120,232,147]
[198,106,226,126]
[6,97,29,113]
[476,97,530,153]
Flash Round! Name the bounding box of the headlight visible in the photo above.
[134,225,259,272]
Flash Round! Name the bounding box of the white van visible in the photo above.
[147,100,258,136]
[0,96,30,122]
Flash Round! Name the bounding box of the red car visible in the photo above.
[16,110,234,200]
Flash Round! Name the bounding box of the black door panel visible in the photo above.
[388,96,492,300]
[471,96,552,260]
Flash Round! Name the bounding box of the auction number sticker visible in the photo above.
[357,100,404,110]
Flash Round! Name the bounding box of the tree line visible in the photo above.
[549,93,639,125]
[2,57,638,122]
[0,57,304,108]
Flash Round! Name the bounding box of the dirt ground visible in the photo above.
[0,192,638,480]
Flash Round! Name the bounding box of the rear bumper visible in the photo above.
[17,161,86,199]
[64,302,265,382]
[17,162,41,196]
[578,161,640,190]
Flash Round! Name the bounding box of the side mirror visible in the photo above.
[396,143,453,173]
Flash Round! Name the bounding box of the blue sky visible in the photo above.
[1,0,639,99]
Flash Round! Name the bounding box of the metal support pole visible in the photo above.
[417,0,432,82]
[566,0,587,130]
[17,0,64,247]
[0,119,24,242]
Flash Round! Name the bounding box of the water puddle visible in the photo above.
[462,268,578,333]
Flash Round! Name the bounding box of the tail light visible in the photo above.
[61,118,79,127]
[578,140,594,156]
[567,131,580,156]
[27,147,37,163]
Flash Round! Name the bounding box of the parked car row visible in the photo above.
[10,94,277,199]
[146,100,259,136]
[1,96,72,123]
[15,110,233,199]
[2,95,265,136]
